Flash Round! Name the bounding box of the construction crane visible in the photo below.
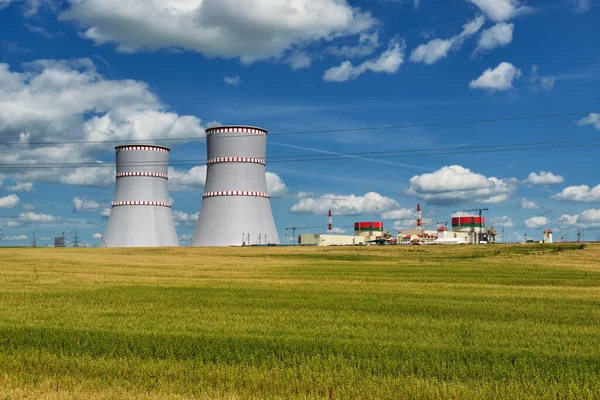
[285,226,325,245]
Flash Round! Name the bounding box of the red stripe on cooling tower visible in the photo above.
[116,146,170,153]
[202,191,270,199]
[116,172,168,179]
[112,201,172,208]
[207,157,266,165]
[206,127,267,136]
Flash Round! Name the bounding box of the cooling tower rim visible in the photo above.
[206,125,267,134]
[115,144,171,152]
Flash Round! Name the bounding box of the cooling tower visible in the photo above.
[103,145,179,247]
[192,126,280,246]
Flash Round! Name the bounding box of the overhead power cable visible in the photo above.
[0,137,599,169]
[0,110,596,146]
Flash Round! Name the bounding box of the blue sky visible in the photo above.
[0,0,599,246]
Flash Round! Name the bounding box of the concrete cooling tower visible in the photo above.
[103,145,179,247]
[192,126,280,246]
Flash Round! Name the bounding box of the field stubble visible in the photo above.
[0,244,599,399]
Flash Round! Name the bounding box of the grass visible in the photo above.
[0,244,599,399]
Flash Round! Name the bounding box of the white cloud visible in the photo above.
[266,172,288,197]
[520,198,539,209]
[58,0,375,65]
[179,234,193,241]
[0,59,207,187]
[72,196,101,212]
[92,233,103,239]
[22,204,36,211]
[296,191,315,199]
[468,0,533,22]
[524,216,550,229]
[323,39,405,82]
[330,227,346,234]
[410,16,485,65]
[551,184,600,202]
[288,51,312,70]
[6,181,34,192]
[169,166,207,191]
[523,171,565,185]
[475,23,514,52]
[224,75,241,86]
[101,208,111,218]
[4,234,29,241]
[172,210,199,226]
[407,165,516,205]
[576,113,600,130]
[490,216,514,227]
[381,208,415,220]
[7,211,58,227]
[328,31,379,59]
[530,65,555,91]
[574,0,590,13]
[557,209,600,228]
[290,192,399,215]
[0,194,20,208]
[469,62,521,91]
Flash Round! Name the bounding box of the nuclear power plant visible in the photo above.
[192,126,280,246]
[103,145,179,247]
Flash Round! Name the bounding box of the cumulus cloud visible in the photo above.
[410,16,485,64]
[381,208,415,220]
[57,0,375,65]
[475,22,514,53]
[72,196,101,212]
[524,216,550,229]
[0,194,20,208]
[169,166,207,191]
[468,0,533,22]
[551,184,600,202]
[172,210,199,226]
[0,59,207,187]
[224,75,241,86]
[469,62,521,91]
[323,39,405,82]
[92,233,103,239]
[558,209,600,228]
[328,31,379,59]
[576,113,600,130]
[288,51,312,70]
[574,0,590,13]
[520,198,539,209]
[290,192,399,215]
[6,181,34,192]
[266,172,288,197]
[4,234,29,241]
[101,208,111,218]
[490,216,514,227]
[7,211,58,227]
[523,171,565,185]
[529,65,555,91]
[407,165,516,205]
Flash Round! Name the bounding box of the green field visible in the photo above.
[1,244,599,399]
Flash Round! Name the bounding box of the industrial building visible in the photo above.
[192,126,280,246]
[104,145,179,247]
[298,221,388,246]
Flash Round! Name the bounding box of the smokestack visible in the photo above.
[328,209,332,234]
[417,203,422,229]
[192,126,280,246]
[103,145,179,247]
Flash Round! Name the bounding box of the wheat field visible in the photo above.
[0,244,599,399]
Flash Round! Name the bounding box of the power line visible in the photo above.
[0,137,598,169]
[0,110,596,146]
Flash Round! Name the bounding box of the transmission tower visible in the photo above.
[72,231,80,248]
[32,232,37,248]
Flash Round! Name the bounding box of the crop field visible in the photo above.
[0,244,599,399]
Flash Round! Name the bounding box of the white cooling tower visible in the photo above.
[103,145,179,247]
[191,126,280,246]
